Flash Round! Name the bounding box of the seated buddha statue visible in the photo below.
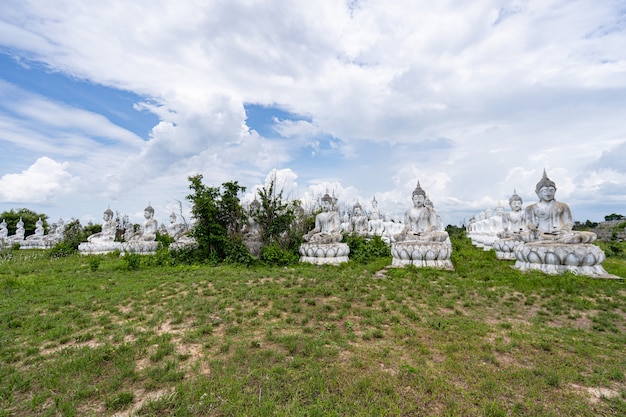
[524,170,596,244]
[0,219,8,241]
[497,190,526,239]
[394,182,448,243]
[88,208,117,242]
[129,204,158,242]
[303,192,343,243]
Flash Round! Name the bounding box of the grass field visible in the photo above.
[1,237,624,416]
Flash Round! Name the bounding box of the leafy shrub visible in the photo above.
[48,220,86,258]
[261,242,299,266]
[345,234,391,263]
[223,237,255,266]
[122,253,141,270]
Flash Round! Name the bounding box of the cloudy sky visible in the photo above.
[0,0,625,228]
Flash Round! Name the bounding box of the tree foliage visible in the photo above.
[0,208,49,237]
[604,213,625,221]
[186,174,249,262]
[253,178,298,247]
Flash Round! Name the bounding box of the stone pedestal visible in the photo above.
[492,238,523,260]
[299,242,350,265]
[19,240,52,250]
[514,242,616,278]
[78,241,123,255]
[391,241,453,269]
[122,241,159,255]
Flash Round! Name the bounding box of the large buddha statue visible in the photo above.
[79,208,123,255]
[523,171,596,244]
[300,191,349,264]
[88,208,117,242]
[391,181,452,269]
[394,182,448,243]
[514,171,614,278]
[303,193,343,243]
[131,204,158,242]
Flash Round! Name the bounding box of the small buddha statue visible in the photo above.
[524,171,596,244]
[9,218,26,242]
[0,219,8,241]
[368,196,385,237]
[350,202,369,235]
[26,218,45,240]
[497,190,526,239]
[243,198,262,241]
[303,192,343,243]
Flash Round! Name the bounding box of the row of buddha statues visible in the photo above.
[1,171,614,278]
[298,181,453,267]
[0,217,66,249]
[78,205,195,254]
[467,170,612,277]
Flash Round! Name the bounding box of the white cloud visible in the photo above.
[0,0,625,222]
[0,157,76,203]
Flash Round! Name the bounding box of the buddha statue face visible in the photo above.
[537,185,556,202]
[321,199,332,212]
[495,206,504,216]
[510,199,523,212]
[412,194,425,207]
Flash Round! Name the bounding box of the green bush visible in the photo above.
[261,242,299,266]
[122,253,141,270]
[345,234,391,263]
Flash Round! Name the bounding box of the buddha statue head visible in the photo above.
[144,204,155,219]
[509,190,523,211]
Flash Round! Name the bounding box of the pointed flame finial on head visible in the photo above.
[535,169,556,194]
[412,180,426,197]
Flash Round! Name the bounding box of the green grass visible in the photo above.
[0,238,625,416]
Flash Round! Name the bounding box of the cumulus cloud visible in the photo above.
[0,0,625,222]
[0,157,75,203]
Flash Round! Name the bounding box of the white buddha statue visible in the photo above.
[523,171,596,244]
[88,208,117,242]
[0,219,8,242]
[350,202,369,236]
[303,193,343,243]
[493,191,527,260]
[514,170,613,278]
[300,191,349,264]
[391,181,452,269]
[9,218,26,242]
[129,204,158,242]
[498,191,526,239]
[26,218,45,241]
[368,196,385,237]
[394,182,448,243]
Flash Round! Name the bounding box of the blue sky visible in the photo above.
[0,0,625,228]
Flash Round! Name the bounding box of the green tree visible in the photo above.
[186,174,248,262]
[254,178,298,247]
[604,213,625,221]
[0,208,49,237]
